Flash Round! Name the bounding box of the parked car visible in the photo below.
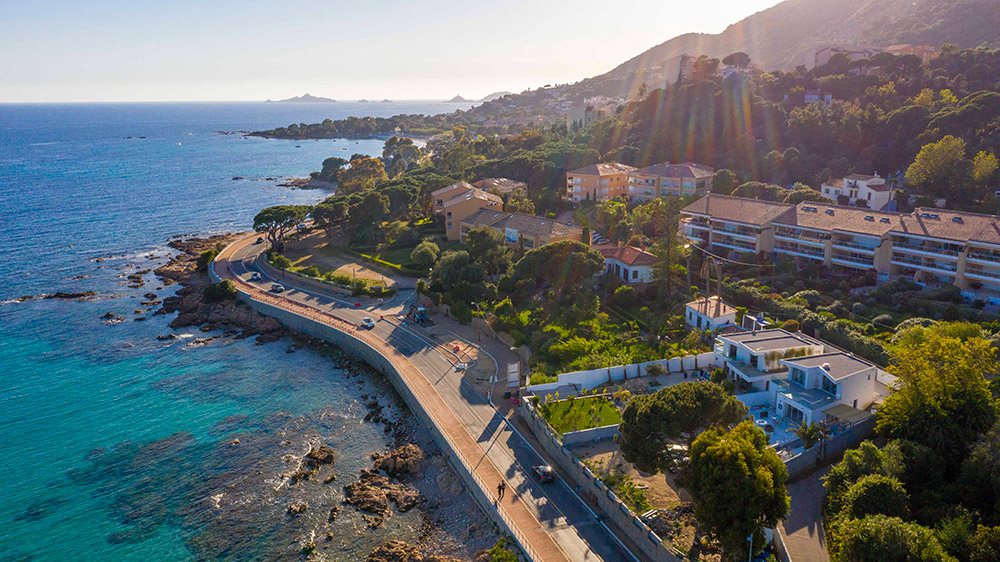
[270,283,285,293]
[250,272,262,281]
[532,465,555,483]
[360,317,375,330]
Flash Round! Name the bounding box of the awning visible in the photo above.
[823,404,873,425]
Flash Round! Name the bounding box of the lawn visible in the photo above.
[540,396,621,435]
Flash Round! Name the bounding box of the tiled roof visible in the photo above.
[775,203,901,237]
[686,296,737,319]
[599,246,657,267]
[781,352,875,381]
[472,177,526,194]
[844,174,883,182]
[461,209,583,239]
[442,187,502,209]
[567,162,636,176]
[431,181,473,198]
[632,162,714,179]
[681,194,794,226]
[893,208,1000,246]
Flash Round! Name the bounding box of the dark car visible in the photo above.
[255,237,263,244]
[532,465,555,483]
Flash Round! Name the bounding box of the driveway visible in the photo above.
[778,466,831,562]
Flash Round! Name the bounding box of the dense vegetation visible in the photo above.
[823,321,1000,562]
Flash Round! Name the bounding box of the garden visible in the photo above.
[537,395,621,435]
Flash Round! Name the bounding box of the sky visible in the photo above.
[0,0,782,103]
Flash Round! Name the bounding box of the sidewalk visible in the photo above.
[778,467,831,562]
[215,238,570,562]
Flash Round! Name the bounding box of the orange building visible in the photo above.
[565,162,636,202]
[885,44,938,63]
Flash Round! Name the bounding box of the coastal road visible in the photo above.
[219,236,646,562]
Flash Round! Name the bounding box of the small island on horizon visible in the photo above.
[265,93,337,103]
[445,95,470,103]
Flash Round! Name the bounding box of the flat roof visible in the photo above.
[721,329,821,352]
[567,162,636,176]
[781,352,875,381]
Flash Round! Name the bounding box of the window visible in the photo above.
[822,376,838,396]
[790,368,805,386]
[786,405,804,424]
[697,317,703,329]
[632,270,638,279]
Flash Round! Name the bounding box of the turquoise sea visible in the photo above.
[0,101,483,561]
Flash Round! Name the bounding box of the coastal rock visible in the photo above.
[44,291,98,300]
[286,502,308,516]
[366,541,462,562]
[306,444,336,466]
[343,470,420,518]
[375,444,424,477]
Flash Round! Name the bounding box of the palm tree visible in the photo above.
[794,421,830,450]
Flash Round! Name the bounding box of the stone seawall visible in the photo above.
[209,266,534,560]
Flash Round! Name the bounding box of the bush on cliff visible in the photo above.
[204,280,238,303]
[196,249,217,271]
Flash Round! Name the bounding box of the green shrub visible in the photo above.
[196,249,218,271]
[271,254,293,269]
[451,301,472,324]
[842,474,909,520]
[204,280,238,302]
[301,266,321,278]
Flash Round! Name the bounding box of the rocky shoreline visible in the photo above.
[143,234,500,560]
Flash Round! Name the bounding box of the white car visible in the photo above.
[250,272,262,281]
[270,283,285,293]
[360,317,376,330]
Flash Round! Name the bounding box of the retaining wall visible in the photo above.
[561,424,619,446]
[530,352,718,393]
[519,399,682,562]
[210,265,534,560]
[783,417,876,478]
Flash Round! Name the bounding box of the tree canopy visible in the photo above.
[253,205,310,250]
[509,240,604,297]
[618,381,748,473]
[680,420,789,559]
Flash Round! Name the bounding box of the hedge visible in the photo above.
[341,248,428,278]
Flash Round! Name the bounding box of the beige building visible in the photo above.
[885,44,938,63]
[685,296,738,331]
[459,209,584,251]
[432,181,503,241]
[566,101,618,131]
[682,194,1000,300]
[565,162,636,202]
[627,162,714,201]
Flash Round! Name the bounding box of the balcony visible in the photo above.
[775,233,827,248]
[714,239,757,252]
[712,226,758,241]
[831,253,874,270]
[775,241,825,260]
[891,253,958,274]
[967,249,1000,266]
[892,240,961,259]
[965,267,1000,281]
[832,239,878,254]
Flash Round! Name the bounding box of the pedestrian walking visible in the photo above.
[496,480,506,501]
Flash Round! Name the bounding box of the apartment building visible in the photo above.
[715,329,879,425]
[598,245,657,284]
[459,209,584,250]
[565,162,636,202]
[681,194,1000,297]
[472,177,526,196]
[885,44,938,63]
[819,174,894,210]
[627,162,714,201]
[566,101,618,131]
[680,194,792,260]
[432,182,503,241]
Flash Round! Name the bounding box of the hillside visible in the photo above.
[580,0,1000,98]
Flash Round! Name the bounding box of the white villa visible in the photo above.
[685,296,738,331]
[714,328,881,426]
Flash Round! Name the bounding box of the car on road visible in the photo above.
[532,465,555,483]
[250,272,262,281]
[360,317,375,330]
[270,283,285,293]
[255,237,263,244]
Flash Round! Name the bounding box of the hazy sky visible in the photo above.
[0,0,781,102]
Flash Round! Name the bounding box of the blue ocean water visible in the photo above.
[0,101,481,561]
